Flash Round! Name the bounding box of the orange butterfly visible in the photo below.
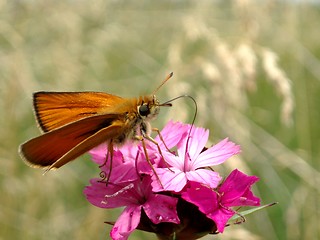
[19,73,173,173]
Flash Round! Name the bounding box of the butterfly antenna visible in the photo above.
[152,72,174,95]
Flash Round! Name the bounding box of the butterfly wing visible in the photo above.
[33,91,125,132]
[19,114,124,168]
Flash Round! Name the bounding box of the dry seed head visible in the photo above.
[262,48,294,126]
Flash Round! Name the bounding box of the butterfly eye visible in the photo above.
[139,104,150,117]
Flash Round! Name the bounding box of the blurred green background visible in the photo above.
[1,0,319,239]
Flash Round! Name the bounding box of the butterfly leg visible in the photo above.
[135,135,164,188]
[151,128,172,153]
[98,142,114,185]
[143,134,174,172]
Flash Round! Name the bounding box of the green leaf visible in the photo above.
[229,202,278,222]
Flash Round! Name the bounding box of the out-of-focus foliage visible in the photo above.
[1,1,319,239]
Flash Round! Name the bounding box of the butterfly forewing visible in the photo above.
[34,92,125,132]
[20,73,174,171]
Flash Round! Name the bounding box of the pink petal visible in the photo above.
[152,167,187,192]
[185,169,222,189]
[84,179,134,208]
[181,181,219,215]
[154,120,189,149]
[207,208,235,233]
[89,143,109,165]
[231,189,260,206]
[219,169,260,207]
[193,138,240,168]
[107,161,139,183]
[90,145,128,170]
[110,205,141,240]
[178,126,209,161]
[143,194,180,224]
[161,152,184,169]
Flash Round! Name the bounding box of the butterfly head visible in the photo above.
[138,95,161,121]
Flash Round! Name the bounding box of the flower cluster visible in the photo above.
[84,121,261,240]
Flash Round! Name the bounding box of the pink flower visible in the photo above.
[152,125,241,192]
[181,169,260,233]
[84,176,179,240]
[84,121,263,239]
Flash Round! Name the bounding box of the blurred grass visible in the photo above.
[1,0,320,239]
